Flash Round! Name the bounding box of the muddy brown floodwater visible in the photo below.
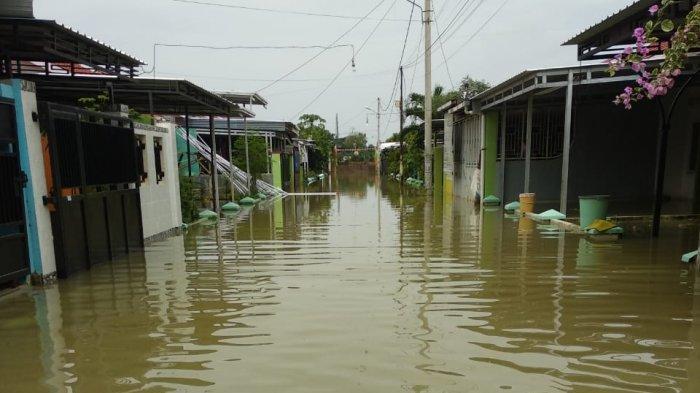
[1,170,700,392]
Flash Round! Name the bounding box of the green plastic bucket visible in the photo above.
[578,195,610,229]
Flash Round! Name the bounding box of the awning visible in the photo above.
[26,75,252,117]
[562,0,694,61]
[471,62,697,111]
[218,92,268,107]
[0,18,143,77]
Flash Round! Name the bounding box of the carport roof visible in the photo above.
[27,75,253,117]
[471,60,700,111]
[217,92,268,107]
[563,0,696,61]
[0,18,143,77]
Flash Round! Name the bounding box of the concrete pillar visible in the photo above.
[443,111,455,198]
[499,104,507,200]
[482,111,499,198]
[288,155,295,192]
[13,80,57,282]
[560,70,574,215]
[34,286,68,387]
[524,95,534,193]
[271,153,282,189]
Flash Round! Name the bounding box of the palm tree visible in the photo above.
[405,85,460,124]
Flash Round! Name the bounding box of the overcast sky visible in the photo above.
[34,0,634,140]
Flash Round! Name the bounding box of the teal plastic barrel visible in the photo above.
[578,195,610,229]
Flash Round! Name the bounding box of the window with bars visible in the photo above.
[154,137,165,183]
[497,106,564,160]
[136,136,147,183]
[454,116,482,168]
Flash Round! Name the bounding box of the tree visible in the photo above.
[405,85,460,123]
[459,75,491,100]
[298,114,334,167]
[78,90,152,124]
[608,1,700,108]
[340,132,368,149]
[232,136,267,195]
[384,78,489,180]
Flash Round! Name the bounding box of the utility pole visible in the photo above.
[376,97,381,171]
[423,0,433,189]
[399,66,405,181]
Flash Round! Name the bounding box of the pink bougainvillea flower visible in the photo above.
[649,4,659,15]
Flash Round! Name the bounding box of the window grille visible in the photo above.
[154,138,165,183]
[136,137,147,183]
[498,106,564,160]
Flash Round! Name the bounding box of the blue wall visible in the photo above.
[0,80,44,274]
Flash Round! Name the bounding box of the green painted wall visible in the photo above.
[271,153,282,188]
[288,155,295,191]
[433,145,444,197]
[483,111,499,198]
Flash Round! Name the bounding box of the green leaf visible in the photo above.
[661,19,675,32]
[645,20,654,31]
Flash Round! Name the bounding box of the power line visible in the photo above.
[402,0,478,69]
[382,0,418,112]
[257,0,388,92]
[408,22,423,95]
[153,43,353,51]
[145,43,356,77]
[442,0,509,64]
[429,0,475,47]
[293,0,399,118]
[171,0,418,22]
[149,69,395,83]
[439,0,486,44]
[433,9,455,89]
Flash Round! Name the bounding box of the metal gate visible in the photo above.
[42,103,144,278]
[0,98,29,284]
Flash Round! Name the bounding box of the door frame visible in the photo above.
[0,97,30,284]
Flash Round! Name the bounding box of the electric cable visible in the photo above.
[171,0,419,22]
[293,0,399,118]
[257,0,388,92]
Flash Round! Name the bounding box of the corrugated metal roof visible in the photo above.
[563,0,654,46]
[471,69,540,102]
[218,92,268,107]
[187,118,298,135]
[0,17,144,69]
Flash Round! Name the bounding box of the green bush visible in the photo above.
[180,176,199,223]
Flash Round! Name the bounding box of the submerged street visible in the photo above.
[1,170,699,392]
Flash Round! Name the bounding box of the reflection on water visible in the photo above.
[1,170,699,392]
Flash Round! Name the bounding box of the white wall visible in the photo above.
[135,122,182,239]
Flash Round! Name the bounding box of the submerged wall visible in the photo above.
[136,122,182,240]
[483,111,499,198]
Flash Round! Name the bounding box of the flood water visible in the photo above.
[2,170,700,392]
